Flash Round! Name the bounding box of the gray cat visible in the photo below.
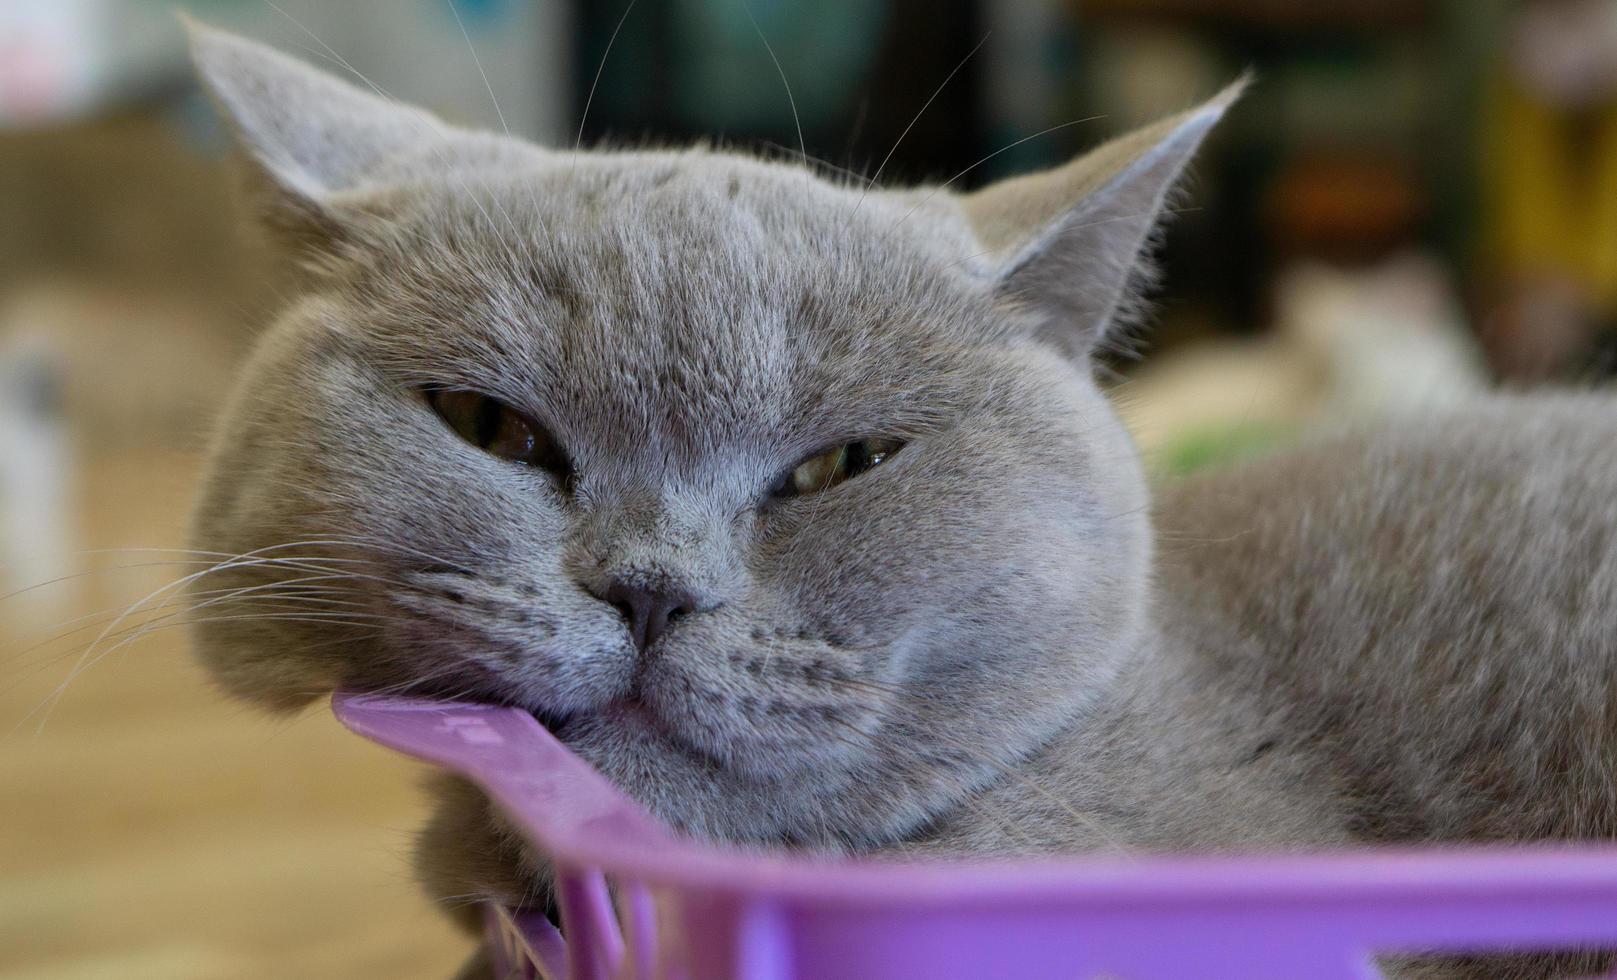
[183,24,1617,978]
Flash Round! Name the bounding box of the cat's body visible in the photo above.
[180,25,1616,977]
[927,395,1617,860]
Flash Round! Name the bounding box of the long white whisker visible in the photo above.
[29,541,395,729]
[261,0,520,240]
[887,115,1106,234]
[0,576,369,672]
[0,590,382,691]
[741,1,806,165]
[855,31,991,213]
[13,613,386,733]
[444,0,509,137]
[576,0,640,157]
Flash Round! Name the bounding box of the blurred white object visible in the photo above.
[1119,251,1488,469]
[1,0,572,139]
[0,335,75,615]
[1275,251,1489,419]
[0,0,109,123]
[1511,0,1617,108]
[1,0,209,124]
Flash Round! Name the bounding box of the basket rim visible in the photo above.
[333,690,1617,910]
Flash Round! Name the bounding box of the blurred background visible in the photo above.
[3,0,1615,977]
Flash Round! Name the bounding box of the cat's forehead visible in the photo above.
[398,148,983,285]
[351,150,995,459]
[375,150,987,344]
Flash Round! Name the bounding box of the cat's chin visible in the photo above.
[547,696,728,774]
[596,695,661,733]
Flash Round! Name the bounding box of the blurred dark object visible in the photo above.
[1266,155,1424,264]
[573,0,990,185]
[1066,0,1470,346]
[1479,276,1603,382]
[1076,0,1430,30]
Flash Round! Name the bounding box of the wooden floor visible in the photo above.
[1,450,472,978]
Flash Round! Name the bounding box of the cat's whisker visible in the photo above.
[0,555,263,609]
[575,0,640,159]
[0,536,466,582]
[191,532,472,577]
[430,892,499,911]
[739,0,806,166]
[11,612,386,735]
[0,590,383,697]
[439,0,557,245]
[884,116,1107,237]
[0,578,369,673]
[938,246,997,275]
[443,0,508,138]
[79,611,385,670]
[260,0,523,241]
[30,545,347,713]
[853,31,992,214]
[22,538,425,728]
[358,662,478,700]
[753,139,872,188]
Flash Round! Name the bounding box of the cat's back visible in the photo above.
[1154,392,1617,842]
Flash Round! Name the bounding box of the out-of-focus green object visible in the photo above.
[669,1,885,134]
[1160,422,1294,477]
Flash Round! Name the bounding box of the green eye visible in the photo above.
[427,389,571,478]
[776,438,903,498]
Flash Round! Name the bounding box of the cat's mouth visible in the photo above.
[600,696,656,729]
[540,692,732,771]
[523,697,653,736]
[515,689,658,740]
[390,670,576,735]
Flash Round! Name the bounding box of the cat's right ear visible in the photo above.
[962,81,1244,361]
[184,18,449,249]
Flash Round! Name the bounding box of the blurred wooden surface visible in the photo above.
[0,448,471,979]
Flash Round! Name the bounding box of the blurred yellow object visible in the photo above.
[1484,76,1617,311]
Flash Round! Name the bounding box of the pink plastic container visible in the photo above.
[333,692,1617,979]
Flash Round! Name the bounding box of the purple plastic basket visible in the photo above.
[333,692,1617,980]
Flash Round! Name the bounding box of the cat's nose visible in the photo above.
[597,579,700,654]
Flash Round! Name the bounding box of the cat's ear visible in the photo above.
[183,18,450,246]
[963,80,1245,360]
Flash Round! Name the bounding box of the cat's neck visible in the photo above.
[906,616,1349,857]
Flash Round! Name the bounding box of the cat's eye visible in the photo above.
[774,438,903,498]
[426,389,571,478]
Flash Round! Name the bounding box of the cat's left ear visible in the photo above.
[183,18,454,250]
[963,80,1245,359]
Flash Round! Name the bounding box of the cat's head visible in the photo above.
[186,24,1236,847]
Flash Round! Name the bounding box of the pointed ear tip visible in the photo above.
[176,11,223,50]
[1169,75,1249,142]
[179,17,282,82]
[1203,74,1253,116]
[179,15,240,73]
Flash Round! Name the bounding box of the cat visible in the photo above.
[183,23,1617,978]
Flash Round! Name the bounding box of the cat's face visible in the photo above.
[186,25,1234,849]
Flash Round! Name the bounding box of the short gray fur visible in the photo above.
[184,24,1615,978]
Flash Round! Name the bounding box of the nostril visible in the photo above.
[594,578,704,654]
[609,596,636,623]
